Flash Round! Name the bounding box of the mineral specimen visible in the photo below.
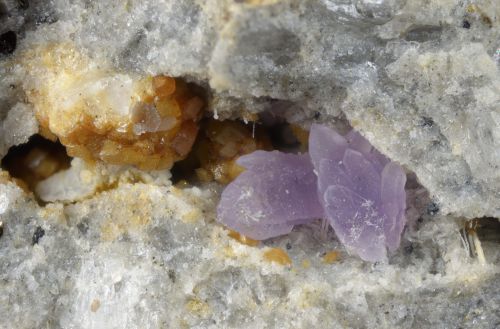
[218,124,406,261]
[0,0,499,327]
[177,119,272,184]
[16,44,204,170]
[217,150,323,240]
[309,124,406,262]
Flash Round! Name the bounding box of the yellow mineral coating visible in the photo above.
[297,285,322,309]
[290,124,309,151]
[0,171,30,193]
[263,248,292,266]
[466,4,478,13]
[222,245,237,259]
[18,44,204,170]
[227,230,260,247]
[186,298,211,317]
[100,189,152,241]
[90,299,101,312]
[181,209,202,223]
[0,171,11,184]
[37,203,66,224]
[322,251,340,264]
[177,119,271,184]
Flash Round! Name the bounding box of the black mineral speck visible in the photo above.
[0,31,17,55]
[286,242,292,250]
[421,116,434,127]
[168,269,176,283]
[462,20,471,29]
[77,219,89,235]
[18,0,29,10]
[32,226,45,245]
[404,243,414,255]
[0,221,3,239]
[36,11,58,25]
[426,202,440,216]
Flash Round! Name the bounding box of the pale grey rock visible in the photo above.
[345,43,500,218]
[0,0,499,328]
[0,102,38,157]
[0,181,499,329]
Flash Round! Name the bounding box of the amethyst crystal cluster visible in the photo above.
[217,124,406,262]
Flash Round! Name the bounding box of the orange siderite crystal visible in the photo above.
[45,76,203,170]
[23,44,204,170]
[191,120,272,184]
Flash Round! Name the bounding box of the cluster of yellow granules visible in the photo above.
[22,44,204,170]
[175,119,272,184]
[42,75,203,170]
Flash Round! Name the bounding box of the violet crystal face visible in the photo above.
[217,124,407,262]
[217,151,324,240]
[309,124,406,261]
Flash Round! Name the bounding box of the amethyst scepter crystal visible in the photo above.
[217,124,407,262]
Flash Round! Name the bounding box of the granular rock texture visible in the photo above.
[0,181,499,328]
[0,0,499,328]
[9,43,204,170]
[1,0,498,217]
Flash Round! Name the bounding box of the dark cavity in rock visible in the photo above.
[0,31,16,55]
[426,202,440,216]
[1,134,71,194]
[17,0,29,10]
[32,226,45,245]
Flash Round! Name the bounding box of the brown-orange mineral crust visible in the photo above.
[23,45,204,171]
[192,120,272,184]
[44,76,203,170]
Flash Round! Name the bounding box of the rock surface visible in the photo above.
[1,0,498,218]
[0,0,499,328]
[1,180,499,328]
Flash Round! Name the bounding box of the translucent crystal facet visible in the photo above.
[217,151,323,240]
[217,124,406,261]
[309,124,406,261]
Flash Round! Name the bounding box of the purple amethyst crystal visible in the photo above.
[217,151,324,240]
[309,124,406,261]
[216,124,406,262]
